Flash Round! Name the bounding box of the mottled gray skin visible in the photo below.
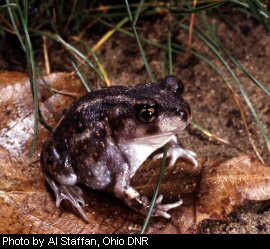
[40,75,198,221]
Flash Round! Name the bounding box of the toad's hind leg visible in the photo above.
[40,141,88,222]
[114,165,182,219]
[42,172,88,222]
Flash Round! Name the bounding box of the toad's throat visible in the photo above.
[119,133,176,177]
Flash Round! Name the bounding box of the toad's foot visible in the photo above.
[121,187,182,219]
[151,194,183,219]
[153,147,198,168]
[44,175,88,222]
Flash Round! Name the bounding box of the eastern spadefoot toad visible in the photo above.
[40,75,198,221]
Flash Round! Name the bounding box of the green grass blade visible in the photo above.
[221,47,270,96]
[0,3,16,10]
[125,0,155,82]
[64,0,78,31]
[133,0,144,26]
[248,0,270,33]
[54,34,103,80]
[168,30,173,75]
[197,12,270,96]
[5,0,26,52]
[168,1,227,14]
[70,57,91,92]
[75,38,110,86]
[230,0,269,18]
[13,0,39,157]
[23,0,28,26]
[161,50,167,77]
[97,18,165,49]
[141,144,168,234]
[31,30,103,80]
[253,0,270,18]
[184,24,270,153]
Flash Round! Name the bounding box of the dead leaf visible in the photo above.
[0,71,270,234]
[156,155,270,234]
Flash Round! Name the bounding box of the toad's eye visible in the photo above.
[135,104,159,124]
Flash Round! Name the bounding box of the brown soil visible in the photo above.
[1,10,270,233]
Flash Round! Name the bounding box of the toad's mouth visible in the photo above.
[133,129,179,144]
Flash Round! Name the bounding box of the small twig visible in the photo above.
[87,2,167,13]
[188,0,198,51]
[51,88,80,98]
[191,121,231,145]
[76,20,97,41]
[0,13,14,30]
[92,17,129,53]
[63,0,78,33]
[232,92,265,164]
[43,35,51,75]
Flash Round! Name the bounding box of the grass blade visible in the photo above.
[168,1,227,14]
[31,30,103,80]
[168,30,173,75]
[182,23,270,154]
[13,0,39,157]
[69,57,91,92]
[133,0,144,26]
[5,0,25,52]
[125,0,155,82]
[141,144,168,234]
[73,37,111,86]
[198,11,270,96]
[248,0,270,33]
[91,17,129,53]
[0,3,16,10]
[231,0,270,18]
[221,46,270,96]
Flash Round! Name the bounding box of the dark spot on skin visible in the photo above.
[50,163,57,171]
[76,121,86,133]
[249,156,256,163]
[93,153,99,161]
[129,198,146,210]
[146,125,160,135]
[125,193,134,201]
[46,158,52,165]
[5,109,11,116]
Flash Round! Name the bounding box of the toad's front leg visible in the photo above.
[153,135,198,168]
[113,165,182,219]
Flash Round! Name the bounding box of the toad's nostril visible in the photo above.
[176,109,188,121]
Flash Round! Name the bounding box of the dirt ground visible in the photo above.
[1,10,270,233]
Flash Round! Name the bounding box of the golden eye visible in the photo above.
[135,104,159,124]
